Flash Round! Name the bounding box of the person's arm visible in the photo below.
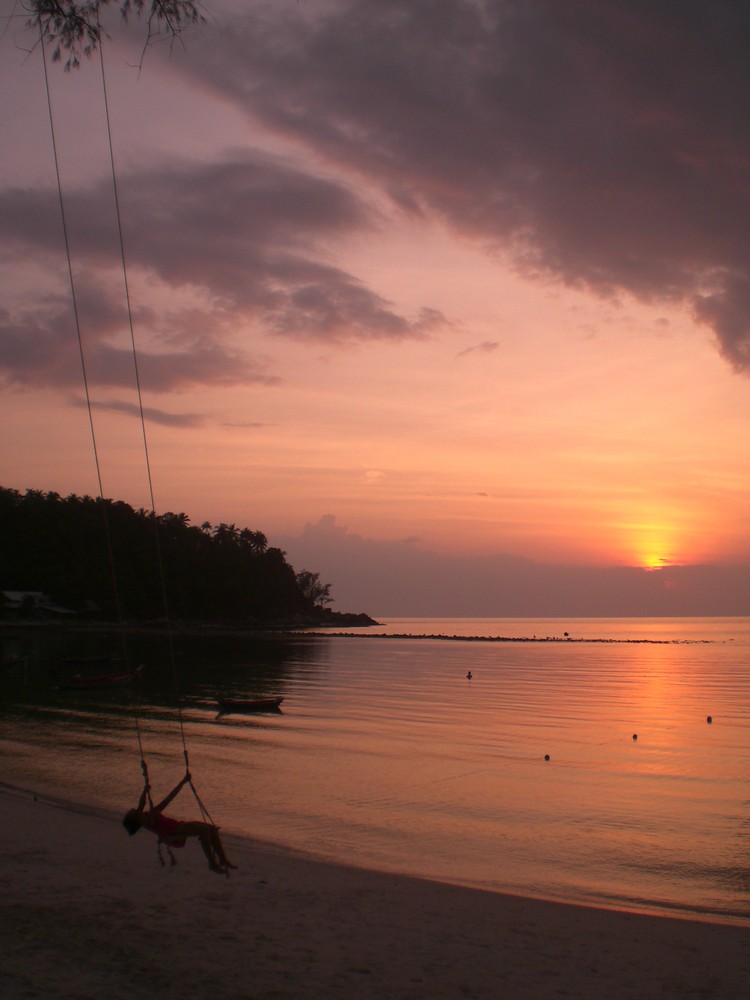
[152,773,191,814]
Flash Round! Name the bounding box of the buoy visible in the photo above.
[707,715,713,724]
[632,733,638,741]
[544,754,550,761]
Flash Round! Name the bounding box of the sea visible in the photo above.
[1,616,749,925]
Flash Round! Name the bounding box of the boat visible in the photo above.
[217,697,284,714]
[55,664,145,691]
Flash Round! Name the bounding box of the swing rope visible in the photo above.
[94,19,217,827]
[95,18,185,786]
[39,12,216,835]
[38,15,133,680]
[139,758,174,868]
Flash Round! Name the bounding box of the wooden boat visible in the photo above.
[56,664,144,691]
[217,696,284,714]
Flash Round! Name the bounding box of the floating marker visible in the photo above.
[632,733,638,741]
[707,715,713,724]
[544,754,550,761]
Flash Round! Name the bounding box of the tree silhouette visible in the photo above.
[27,1,204,69]
[295,570,333,608]
[0,486,328,624]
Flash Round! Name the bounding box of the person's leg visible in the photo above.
[208,827,237,869]
[179,821,235,871]
[198,829,225,872]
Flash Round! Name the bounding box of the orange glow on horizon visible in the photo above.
[628,522,679,571]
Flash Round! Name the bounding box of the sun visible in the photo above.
[641,554,671,572]
[627,521,678,571]
[637,537,675,571]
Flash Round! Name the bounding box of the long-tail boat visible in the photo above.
[217,696,284,714]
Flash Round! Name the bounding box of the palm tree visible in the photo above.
[239,529,268,554]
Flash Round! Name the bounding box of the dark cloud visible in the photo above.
[0,275,277,392]
[269,278,429,341]
[0,309,84,389]
[73,396,207,428]
[0,151,446,394]
[115,156,447,343]
[693,274,750,372]
[186,0,750,371]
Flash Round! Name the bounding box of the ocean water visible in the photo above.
[1,617,749,925]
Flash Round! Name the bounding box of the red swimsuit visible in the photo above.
[149,812,186,848]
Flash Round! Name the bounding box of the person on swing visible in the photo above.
[123,773,237,875]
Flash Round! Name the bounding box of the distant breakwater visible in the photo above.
[295,632,714,644]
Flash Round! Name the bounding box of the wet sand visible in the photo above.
[2,785,748,999]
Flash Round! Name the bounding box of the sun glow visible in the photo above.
[622,518,681,571]
[636,534,677,571]
[642,555,671,572]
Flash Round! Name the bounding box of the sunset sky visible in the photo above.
[2,1,749,615]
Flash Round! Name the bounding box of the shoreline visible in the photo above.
[2,784,748,999]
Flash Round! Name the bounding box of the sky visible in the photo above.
[1,1,749,616]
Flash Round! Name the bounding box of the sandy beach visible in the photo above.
[1,785,748,999]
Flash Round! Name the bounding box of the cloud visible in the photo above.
[457,340,499,358]
[219,420,274,429]
[0,275,278,392]
[74,396,207,428]
[693,274,750,371]
[276,515,750,616]
[268,278,434,342]
[184,0,750,372]
[0,150,447,394]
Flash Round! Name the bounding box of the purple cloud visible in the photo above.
[0,151,446,397]
[114,157,447,343]
[183,0,750,372]
[0,274,278,393]
[73,396,207,428]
